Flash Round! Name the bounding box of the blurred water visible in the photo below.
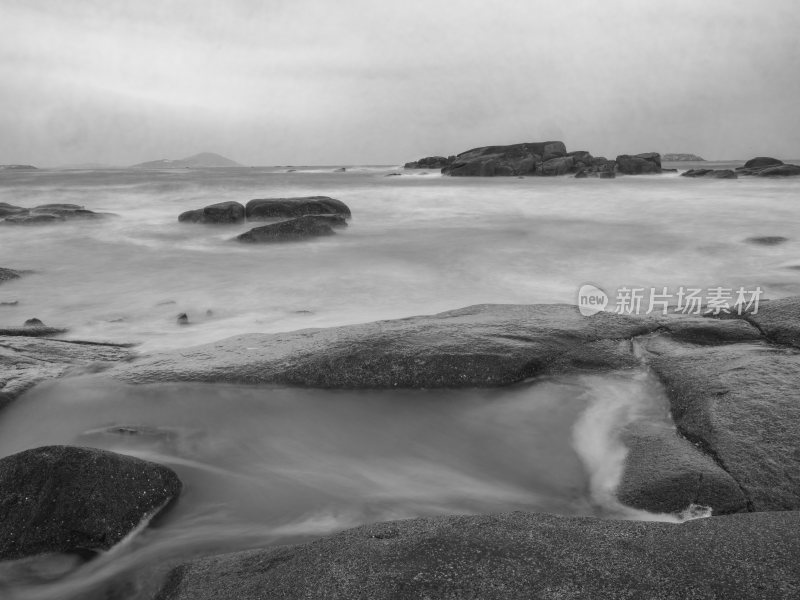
[1,165,798,350]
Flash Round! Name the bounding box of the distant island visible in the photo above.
[0,164,37,171]
[662,153,705,161]
[131,152,243,169]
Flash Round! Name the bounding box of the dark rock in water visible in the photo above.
[755,164,800,177]
[2,213,63,225]
[0,336,132,405]
[744,156,783,169]
[0,325,67,337]
[0,267,22,283]
[681,169,737,179]
[404,156,455,169]
[384,172,402,177]
[0,445,181,560]
[0,202,27,217]
[245,196,351,220]
[176,313,189,325]
[0,301,18,306]
[442,142,567,177]
[236,216,338,243]
[156,511,800,600]
[23,318,44,327]
[615,153,662,174]
[640,334,800,511]
[178,201,245,224]
[1,203,111,225]
[333,167,346,172]
[0,164,38,171]
[745,236,788,246]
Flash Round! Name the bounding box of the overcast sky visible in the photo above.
[1,0,798,166]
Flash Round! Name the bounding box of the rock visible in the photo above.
[155,511,800,600]
[23,318,44,327]
[178,201,245,224]
[755,164,800,177]
[384,172,402,177]
[0,165,38,171]
[110,304,760,389]
[236,215,338,243]
[0,301,18,306]
[615,153,662,174]
[245,197,351,220]
[0,336,132,406]
[663,153,705,161]
[404,156,454,169]
[745,236,788,246]
[333,167,346,172]
[574,168,589,178]
[0,203,27,217]
[640,334,800,511]
[0,268,22,283]
[442,142,567,177]
[2,213,63,225]
[0,204,111,225]
[0,445,181,560]
[0,319,67,337]
[176,313,189,325]
[618,420,747,514]
[537,156,574,176]
[681,169,737,179]
[744,157,783,169]
[737,296,800,347]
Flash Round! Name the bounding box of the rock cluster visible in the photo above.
[404,156,455,169]
[736,157,800,177]
[681,169,737,179]
[178,196,352,243]
[0,203,112,225]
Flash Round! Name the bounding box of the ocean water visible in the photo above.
[0,164,797,598]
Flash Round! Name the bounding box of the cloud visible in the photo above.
[0,0,798,165]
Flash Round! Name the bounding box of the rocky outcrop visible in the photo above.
[663,153,705,161]
[754,164,800,176]
[442,142,567,176]
[736,157,800,177]
[745,236,788,246]
[245,197,351,220]
[0,203,112,225]
[0,445,181,560]
[681,169,737,179]
[0,165,37,171]
[0,267,23,283]
[178,201,245,224]
[0,336,132,407]
[744,156,783,169]
[0,318,68,337]
[156,511,800,600]
[404,156,455,169]
[236,215,342,243]
[615,153,662,174]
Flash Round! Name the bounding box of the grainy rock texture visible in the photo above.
[236,215,340,243]
[244,197,351,220]
[178,201,245,224]
[0,445,181,560]
[156,511,800,600]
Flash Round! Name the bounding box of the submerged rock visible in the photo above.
[236,215,340,243]
[0,267,22,283]
[0,203,27,217]
[178,201,245,224]
[681,169,737,179]
[745,236,788,246]
[155,511,800,600]
[0,445,181,560]
[245,196,351,220]
[0,203,112,225]
[755,164,800,177]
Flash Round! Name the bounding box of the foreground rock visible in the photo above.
[236,215,342,243]
[178,201,245,224]
[0,267,23,283]
[156,511,800,600]
[245,196,351,220]
[0,336,132,407]
[615,152,662,174]
[0,318,67,337]
[0,446,181,560]
[736,157,800,177]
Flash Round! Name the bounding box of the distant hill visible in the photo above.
[662,153,705,161]
[0,164,37,170]
[131,152,243,169]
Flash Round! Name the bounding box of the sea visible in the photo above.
[0,162,798,598]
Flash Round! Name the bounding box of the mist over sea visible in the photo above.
[1,164,799,598]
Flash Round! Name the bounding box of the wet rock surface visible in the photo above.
[245,196,351,220]
[156,511,800,600]
[236,215,340,243]
[178,201,245,224]
[0,445,181,560]
[0,336,132,406]
[0,203,113,225]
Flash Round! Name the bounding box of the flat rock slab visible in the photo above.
[0,445,181,560]
[0,336,133,406]
[157,511,800,600]
[236,215,341,243]
[245,196,351,220]
[110,304,761,388]
[641,335,800,511]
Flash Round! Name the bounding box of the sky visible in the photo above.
[0,0,798,166]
